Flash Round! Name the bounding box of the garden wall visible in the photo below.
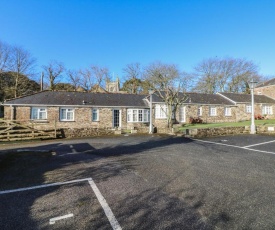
[184,126,249,138]
[60,127,115,138]
[184,125,275,138]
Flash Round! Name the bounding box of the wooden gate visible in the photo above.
[0,120,58,141]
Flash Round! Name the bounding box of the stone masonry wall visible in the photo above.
[254,85,275,99]
[235,104,275,121]
[186,126,249,138]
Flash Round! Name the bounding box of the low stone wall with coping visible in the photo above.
[256,125,275,135]
[60,128,115,138]
[59,126,149,138]
[184,126,249,138]
[183,125,275,138]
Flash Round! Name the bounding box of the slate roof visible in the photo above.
[219,92,275,104]
[150,92,235,105]
[256,78,275,88]
[4,91,149,107]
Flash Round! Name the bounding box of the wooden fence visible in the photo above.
[0,119,59,141]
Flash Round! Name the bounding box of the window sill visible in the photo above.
[30,119,49,123]
[127,121,149,123]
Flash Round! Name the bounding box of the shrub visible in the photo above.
[189,116,203,124]
[255,114,264,120]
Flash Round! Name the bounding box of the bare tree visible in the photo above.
[9,46,36,97]
[122,63,142,94]
[144,61,187,128]
[67,69,81,91]
[42,61,65,91]
[79,68,92,91]
[0,40,11,73]
[192,57,261,94]
[79,65,109,91]
[91,65,109,89]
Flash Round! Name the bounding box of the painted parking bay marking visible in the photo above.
[0,178,122,230]
[192,139,275,155]
[49,213,74,225]
[243,139,275,148]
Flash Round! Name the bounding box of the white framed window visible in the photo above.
[92,108,99,121]
[262,105,273,115]
[155,104,167,119]
[179,106,186,122]
[225,107,231,116]
[60,108,74,121]
[198,106,202,116]
[209,107,217,116]
[31,107,47,120]
[127,109,149,122]
[246,105,252,113]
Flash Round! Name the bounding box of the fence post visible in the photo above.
[7,121,10,141]
[31,120,34,138]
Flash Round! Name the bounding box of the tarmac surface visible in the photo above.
[0,134,275,229]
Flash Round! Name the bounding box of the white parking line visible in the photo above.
[49,213,74,224]
[243,140,275,148]
[0,178,91,195]
[0,178,122,230]
[88,178,122,230]
[193,139,275,155]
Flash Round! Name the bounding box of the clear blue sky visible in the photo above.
[1,0,275,81]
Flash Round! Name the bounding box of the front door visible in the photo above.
[113,109,121,128]
[179,106,186,123]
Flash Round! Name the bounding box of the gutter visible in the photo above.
[3,104,149,108]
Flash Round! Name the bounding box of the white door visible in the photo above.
[179,106,186,122]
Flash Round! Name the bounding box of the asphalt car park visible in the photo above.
[0,134,275,229]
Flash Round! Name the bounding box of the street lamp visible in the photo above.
[249,79,258,134]
[148,89,154,134]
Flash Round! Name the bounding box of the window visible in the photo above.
[262,105,273,115]
[225,107,231,116]
[92,109,99,121]
[246,105,252,113]
[209,107,217,116]
[198,106,202,116]
[60,108,74,121]
[127,109,149,122]
[155,104,167,119]
[31,107,47,120]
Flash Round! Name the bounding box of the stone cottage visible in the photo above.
[218,92,275,120]
[3,83,275,135]
[254,78,275,99]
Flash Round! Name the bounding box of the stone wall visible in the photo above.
[254,85,275,99]
[184,125,275,138]
[235,103,275,121]
[60,127,115,138]
[185,126,249,138]
[184,105,237,123]
[256,125,275,135]
[153,104,238,132]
